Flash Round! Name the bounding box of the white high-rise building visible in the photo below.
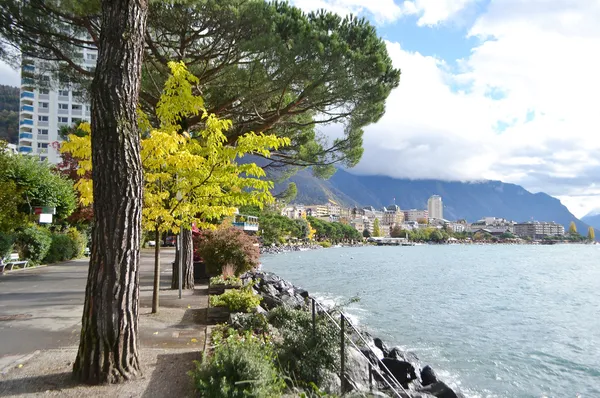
[427,195,443,220]
[18,50,97,163]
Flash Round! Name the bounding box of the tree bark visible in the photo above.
[73,0,148,385]
[152,227,160,314]
[171,229,194,289]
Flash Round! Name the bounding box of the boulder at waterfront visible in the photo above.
[235,270,461,398]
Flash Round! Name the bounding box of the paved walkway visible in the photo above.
[0,248,208,397]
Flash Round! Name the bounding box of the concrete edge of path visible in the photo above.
[0,264,47,275]
[0,350,41,375]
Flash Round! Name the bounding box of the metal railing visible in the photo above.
[310,297,409,397]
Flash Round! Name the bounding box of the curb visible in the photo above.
[0,264,47,274]
[0,350,41,375]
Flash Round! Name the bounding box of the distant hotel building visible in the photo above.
[404,209,428,223]
[514,221,565,239]
[427,195,443,220]
[469,217,516,235]
[18,50,97,163]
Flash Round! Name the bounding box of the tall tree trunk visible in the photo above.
[152,227,160,314]
[73,0,148,385]
[182,228,194,288]
[171,229,194,289]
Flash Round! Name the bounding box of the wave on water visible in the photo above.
[311,292,366,327]
[311,291,491,398]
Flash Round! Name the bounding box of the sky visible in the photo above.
[2,0,599,218]
[288,0,600,218]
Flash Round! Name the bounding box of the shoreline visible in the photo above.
[259,241,595,254]
[240,269,463,397]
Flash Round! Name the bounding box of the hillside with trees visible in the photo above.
[0,85,19,144]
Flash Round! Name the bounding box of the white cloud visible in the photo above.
[0,61,19,86]
[290,0,403,23]
[398,0,481,26]
[290,0,480,25]
[349,0,600,216]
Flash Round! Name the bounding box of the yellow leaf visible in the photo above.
[60,61,288,235]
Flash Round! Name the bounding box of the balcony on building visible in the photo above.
[58,93,69,102]
[22,64,35,73]
[19,132,33,141]
[37,133,49,141]
[58,108,69,115]
[20,104,34,114]
[20,91,34,100]
[232,214,259,232]
[38,91,50,100]
[20,119,34,126]
[18,146,33,153]
[71,108,83,116]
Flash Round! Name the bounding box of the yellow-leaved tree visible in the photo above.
[62,61,289,313]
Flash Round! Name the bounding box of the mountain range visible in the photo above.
[581,210,600,230]
[273,167,596,234]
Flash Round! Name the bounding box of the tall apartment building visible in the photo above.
[18,50,97,163]
[427,195,443,220]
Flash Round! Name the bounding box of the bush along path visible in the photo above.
[194,271,462,398]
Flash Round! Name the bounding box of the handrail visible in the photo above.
[311,297,409,397]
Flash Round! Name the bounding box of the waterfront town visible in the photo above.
[280,195,567,241]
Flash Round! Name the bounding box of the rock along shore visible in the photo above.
[239,270,463,398]
[260,242,365,255]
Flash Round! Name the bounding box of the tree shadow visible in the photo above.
[0,372,76,396]
[141,351,199,398]
[172,308,207,328]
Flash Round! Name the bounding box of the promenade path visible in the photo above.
[0,248,208,397]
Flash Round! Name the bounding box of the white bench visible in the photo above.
[0,253,29,273]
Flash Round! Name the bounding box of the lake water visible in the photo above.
[260,245,600,398]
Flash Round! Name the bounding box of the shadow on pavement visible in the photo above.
[0,372,76,396]
[141,351,199,398]
[174,308,207,328]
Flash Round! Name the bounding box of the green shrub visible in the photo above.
[318,241,332,248]
[66,227,87,257]
[190,330,285,398]
[229,313,270,337]
[210,285,262,313]
[268,306,340,387]
[44,233,76,263]
[210,274,242,287]
[194,227,259,276]
[15,226,52,263]
[0,232,15,260]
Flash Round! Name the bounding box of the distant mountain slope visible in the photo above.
[581,210,600,230]
[274,168,594,232]
[0,85,19,144]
